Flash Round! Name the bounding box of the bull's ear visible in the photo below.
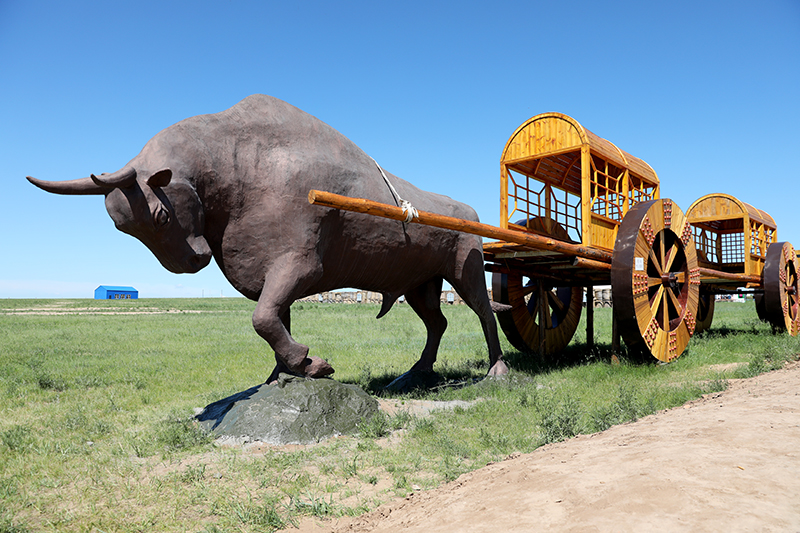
[147,169,172,188]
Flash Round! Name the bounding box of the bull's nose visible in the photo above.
[189,252,212,271]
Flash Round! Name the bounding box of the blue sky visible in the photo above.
[1,0,798,298]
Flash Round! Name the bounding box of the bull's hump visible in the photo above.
[172,95,360,160]
[222,95,330,134]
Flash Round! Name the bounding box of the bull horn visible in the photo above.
[27,175,108,195]
[91,166,137,188]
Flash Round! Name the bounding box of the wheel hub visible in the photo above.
[661,272,679,289]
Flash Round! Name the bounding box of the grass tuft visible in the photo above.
[536,392,585,445]
[154,414,214,452]
[0,426,32,453]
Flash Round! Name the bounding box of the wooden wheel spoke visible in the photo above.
[786,270,797,293]
[667,288,683,316]
[662,290,670,330]
[542,296,552,328]
[527,297,541,318]
[659,234,666,272]
[648,277,662,288]
[789,286,799,313]
[674,272,686,284]
[650,286,665,316]
[649,248,663,276]
[663,242,679,273]
[548,291,566,314]
[521,283,538,297]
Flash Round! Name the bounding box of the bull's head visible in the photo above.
[27,168,213,274]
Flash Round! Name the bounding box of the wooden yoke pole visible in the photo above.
[309,190,615,264]
[697,268,762,285]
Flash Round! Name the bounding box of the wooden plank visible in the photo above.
[581,146,592,248]
[500,165,509,230]
[687,213,745,224]
[573,256,612,271]
[494,250,563,259]
[483,241,519,251]
[309,189,615,263]
[698,267,761,284]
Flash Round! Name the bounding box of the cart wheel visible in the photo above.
[762,242,800,335]
[491,217,582,358]
[492,272,583,357]
[695,291,715,334]
[611,199,700,362]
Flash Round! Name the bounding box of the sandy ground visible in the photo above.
[287,362,800,532]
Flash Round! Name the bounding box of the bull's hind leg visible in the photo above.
[252,257,333,382]
[449,248,508,376]
[405,277,447,372]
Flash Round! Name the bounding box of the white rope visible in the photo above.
[371,157,418,223]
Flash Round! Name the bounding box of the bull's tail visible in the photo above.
[376,292,400,319]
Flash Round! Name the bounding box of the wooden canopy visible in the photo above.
[686,193,776,231]
[500,112,659,188]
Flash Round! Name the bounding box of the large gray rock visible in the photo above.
[196,374,379,445]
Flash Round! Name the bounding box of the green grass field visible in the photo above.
[1,298,798,532]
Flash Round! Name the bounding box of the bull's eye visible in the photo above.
[154,206,170,228]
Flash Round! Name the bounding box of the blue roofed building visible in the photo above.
[94,286,138,300]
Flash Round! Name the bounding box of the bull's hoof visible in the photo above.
[304,356,334,378]
[384,369,443,393]
[487,360,509,376]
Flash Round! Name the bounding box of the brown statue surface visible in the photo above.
[28,95,507,382]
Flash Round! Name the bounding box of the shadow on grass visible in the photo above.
[693,322,775,339]
[502,341,625,375]
[340,368,483,396]
[341,341,632,396]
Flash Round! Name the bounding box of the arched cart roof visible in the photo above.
[500,112,659,185]
[687,193,776,229]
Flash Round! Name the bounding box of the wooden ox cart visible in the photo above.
[309,113,798,363]
[687,193,799,335]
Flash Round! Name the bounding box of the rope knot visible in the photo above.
[400,200,419,223]
[371,157,418,226]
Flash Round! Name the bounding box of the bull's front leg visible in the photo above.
[251,259,333,382]
[450,248,508,377]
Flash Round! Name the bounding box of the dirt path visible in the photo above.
[289,362,800,532]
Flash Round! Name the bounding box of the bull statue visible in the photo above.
[28,94,508,383]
